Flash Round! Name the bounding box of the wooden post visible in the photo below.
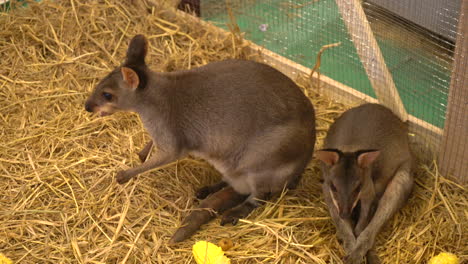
[439,0,467,184]
[334,0,408,121]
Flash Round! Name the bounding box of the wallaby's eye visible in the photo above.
[102,92,113,101]
[330,183,337,192]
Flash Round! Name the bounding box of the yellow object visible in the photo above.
[428,252,459,264]
[218,238,234,251]
[0,253,13,264]
[192,241,231,264]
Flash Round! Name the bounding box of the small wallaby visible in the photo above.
[316,103,413,264]
[85,35,316,240]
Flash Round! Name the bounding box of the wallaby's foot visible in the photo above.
[220,201,257,226]
[366,250,381,264]
[170,187,247,243]
[116,170,133,184]
[196,181,228,199]
[138,141,153,162]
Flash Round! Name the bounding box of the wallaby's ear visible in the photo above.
[121,67,139,90]
[126,34,148,65]
[316,150,340,166]
[357,150,380,168]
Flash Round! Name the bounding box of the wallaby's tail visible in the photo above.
[169,187,247,244]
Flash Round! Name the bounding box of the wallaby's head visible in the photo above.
[316,149,380,219]
[85,34,149,116]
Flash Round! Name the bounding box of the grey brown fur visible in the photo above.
[85,35,316,239]
[169,186,248,244]
[316,103,413,264]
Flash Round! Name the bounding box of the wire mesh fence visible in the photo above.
[198,0,466,183]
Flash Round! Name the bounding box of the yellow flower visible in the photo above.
[0,253,13,264]
[428,252,459,264]
[192,241,231,264]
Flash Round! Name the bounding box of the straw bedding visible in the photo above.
[0,1,466,263]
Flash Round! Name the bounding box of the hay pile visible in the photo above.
[0,1,466,263]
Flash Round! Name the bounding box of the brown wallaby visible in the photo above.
[85,35,316,241]
[316,103,413,264]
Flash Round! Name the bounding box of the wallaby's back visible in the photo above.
[148,59,315,162]
[165,59,313,127]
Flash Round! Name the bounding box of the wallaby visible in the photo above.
[85,35,316,241]
[316,103,413,264]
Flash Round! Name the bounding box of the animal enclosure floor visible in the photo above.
[201,0,452,128]
[0,1,466,263]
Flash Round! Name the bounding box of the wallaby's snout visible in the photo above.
[84,100,94,113]
[338,204,352,219]
[83,90,116,117]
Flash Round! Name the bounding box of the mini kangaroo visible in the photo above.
[85,35,316,240]
[316,103,413,264]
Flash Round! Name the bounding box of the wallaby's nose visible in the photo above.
[85,101,94,112]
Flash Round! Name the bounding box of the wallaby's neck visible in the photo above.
[132,70,175,120]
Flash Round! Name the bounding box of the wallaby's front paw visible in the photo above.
[337,232,356,253]
[343,252,364,264]
[342,239,356,253]
[345,232,374,263]
[116,170,131,184]
[344,245,367,264]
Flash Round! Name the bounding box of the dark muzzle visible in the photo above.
[84,101,94,112]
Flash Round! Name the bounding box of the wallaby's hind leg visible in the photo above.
[220,164,306,226]
[138,140,153,162]
[169,187,248,243]
[219,174,278,225]
[219,152,313,226]
[218,127,314,226]
[196,181,228,199]
[220,195,259,226]
[344,163,413,264]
